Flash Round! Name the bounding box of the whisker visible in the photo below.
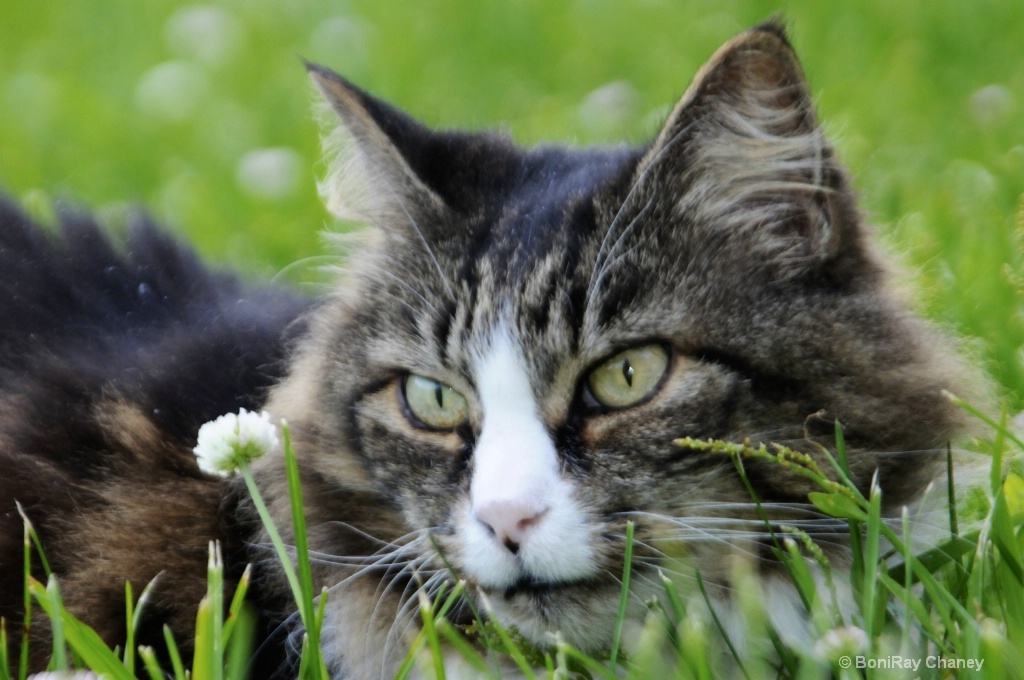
[346,261,448,324]
[380,182,457,304]
[585,118,698,316]
[587,198,654,304]
[322,522,430,550]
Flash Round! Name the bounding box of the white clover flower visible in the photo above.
[814,624,869,661]
[194,408,280,476]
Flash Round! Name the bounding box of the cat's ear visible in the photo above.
[637,21,850,273]
[307,63,450,227]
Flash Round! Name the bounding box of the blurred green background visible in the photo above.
[1,0,1022,405]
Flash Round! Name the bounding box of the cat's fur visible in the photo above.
[0,21,980,679]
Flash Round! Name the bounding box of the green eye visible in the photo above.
[586,344,670,409]
[402,374,468,430]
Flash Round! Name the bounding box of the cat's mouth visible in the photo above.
[498,575,598,601]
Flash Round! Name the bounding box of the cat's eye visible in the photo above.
[585,344,670,410]
[401,374,469,430]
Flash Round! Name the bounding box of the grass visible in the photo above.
[6,405,1024,679]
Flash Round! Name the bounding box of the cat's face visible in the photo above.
[265,24,968,661]
[326,146,767,646]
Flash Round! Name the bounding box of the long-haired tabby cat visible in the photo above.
[0,20,980,679]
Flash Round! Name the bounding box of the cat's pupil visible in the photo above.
[434,382,444,408]
[622,360,634,388]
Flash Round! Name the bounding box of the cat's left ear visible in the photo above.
[636,21,855,275]
[307,64,450,229]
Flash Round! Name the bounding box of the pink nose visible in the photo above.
[474,499,549,554]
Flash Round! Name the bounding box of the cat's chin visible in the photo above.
[475,575,628,652]
[498,575,593,600]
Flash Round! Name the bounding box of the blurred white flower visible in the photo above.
[814,625,869,661]
[194,408,280,476]
[135,60,209,123]
[165,5,243,66]
[577,80,639,137]
[968,84,1014,127]
[235,146,304,201]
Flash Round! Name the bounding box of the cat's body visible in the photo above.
[0,22,980,679]
[0,201,309,672]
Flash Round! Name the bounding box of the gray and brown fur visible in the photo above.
[0,204,307,671]
[1,21,980,679]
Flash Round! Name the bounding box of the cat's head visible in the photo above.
[263,21,975,658]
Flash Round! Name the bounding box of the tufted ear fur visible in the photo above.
[636,21,851,275]
[307,63,449,228]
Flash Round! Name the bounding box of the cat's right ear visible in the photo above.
[631,21,856,277]
[307,63,449,228]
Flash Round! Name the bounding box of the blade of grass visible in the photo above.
[765,628,800,678]
[43,577,67,671]
[0,619,10,680]
[296,634,311,680]
[875,521,967,638]
[475,593,537,680]
[833,422,866,600]
[16,504,51,579]
[860,474,883,640]
[207,542,225,680]
[223,564,252,644]
[833,419,850,477]
[280,424,328,679]
[138,646,166,680]
[192,598,214,680]
[554,643,619,680]
[730,452,820,617]
[239,468,302,620]
[658,570,687,624]
[129,577,164,676]
[607,520,634,669]
[944,391,1024,451]
[19,516,30,680]
[314,586,328,655]
[899,507,914,653]
[241,425,327,680]
[18,501,54,680]
[162,625,187,680]
[886,531,977,583]
[436,622,490,675]
[677,612,714,680]
[990,490,1024,585]
[417,591,447,680]
[394,629,428,680]
[778,536,819,626]
[877,572,945,650]
[29,579,135,680]
[123,581,135,675]
[990,489,1024,641]
[224,605,256,680]
[694,570,749,680]
[427,534,497,658]
[947,444,959,536]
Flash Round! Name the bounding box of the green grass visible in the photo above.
[1,0,1022,402]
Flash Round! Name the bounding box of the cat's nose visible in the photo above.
[474,499,549,555]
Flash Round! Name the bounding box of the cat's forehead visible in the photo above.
[473,144,639,257]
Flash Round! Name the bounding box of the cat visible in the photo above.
[0,19,981,679]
